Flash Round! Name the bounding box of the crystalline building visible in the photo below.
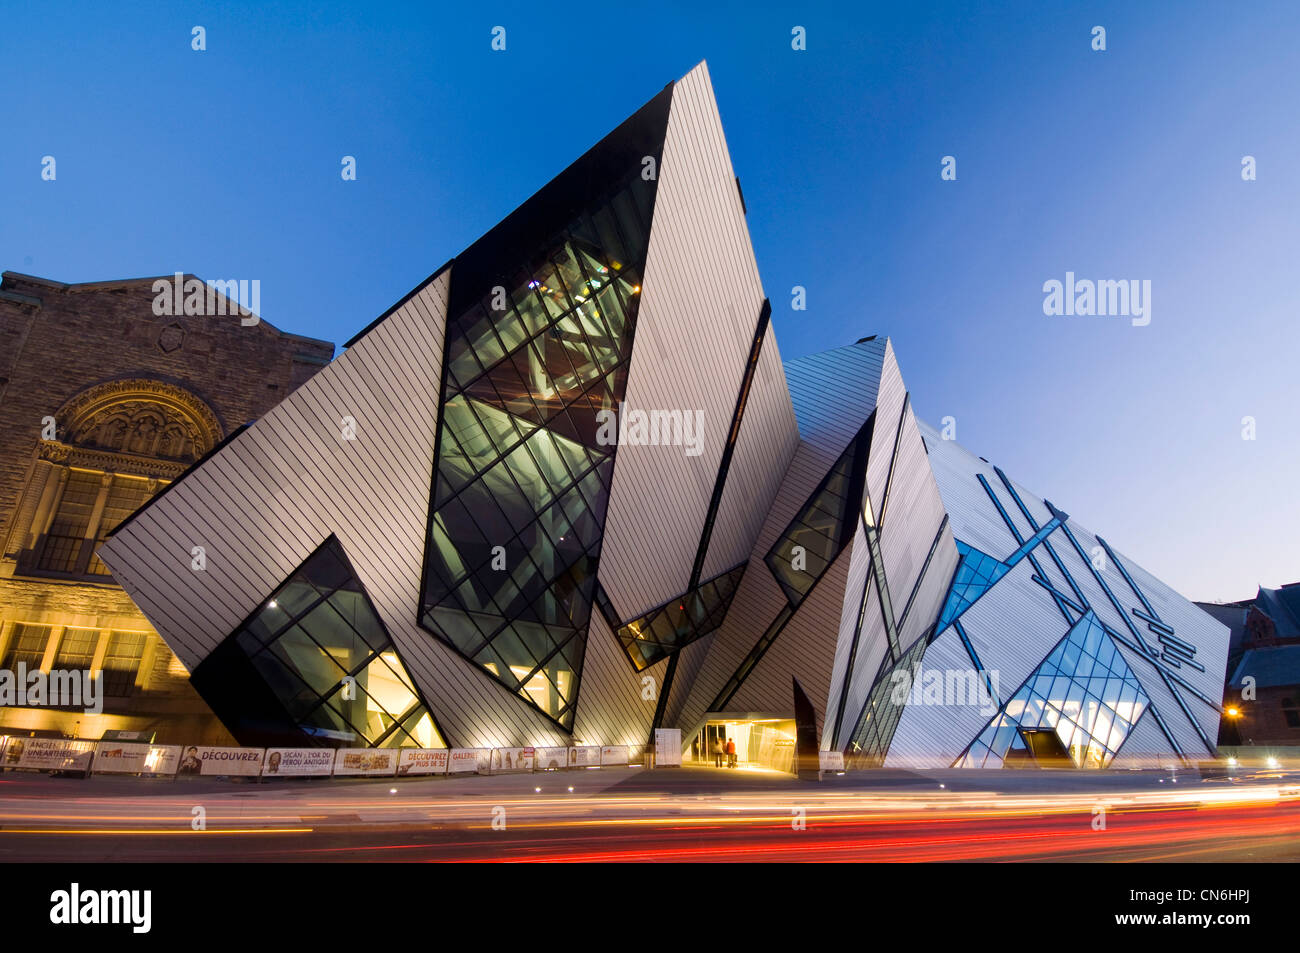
[100,63,1228,768]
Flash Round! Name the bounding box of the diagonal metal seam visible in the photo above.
[949,608,1145,768]
[832,511,949,749]
[651,299,771,735]
[977,473,1190,759]
[874,392,911,530]
[1043,500,1206,759]
[993,466,1085,607]
[1030,573,1222,710]
[416,146,670,736]
[708,410,877,715]
[976,472,1189,759]
[1094,534,1216,743]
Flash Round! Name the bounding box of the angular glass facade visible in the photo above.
[709,421,873,715]
[765,430,869,607]
[615,564,747,671]
[224,537,442,748]
[956,611,1150,768]
[845,632,928,767]
[420,173,656,731]
[935,541,1010,633]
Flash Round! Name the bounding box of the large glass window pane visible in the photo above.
[228,538,442,748]
[420,159,661,728]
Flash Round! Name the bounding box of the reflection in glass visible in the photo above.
[420,173,656,730]
[615,564,747,671]
[231,537,443,747]
[956,611,1149,768]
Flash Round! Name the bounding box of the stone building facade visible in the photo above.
[0,271,333,744]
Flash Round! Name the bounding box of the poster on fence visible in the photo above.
[654,729,682,767]
[396,748,449,776]
[535,746,568,770]
[177,745,264,776]
[818,750,845,772]
[333,749,399,777]
[600,745,629,766]
[263,748,335,777]
[448,748,491,774]
[568,746,601,767]
[491,747,535,773]
[14,738,96,773]
[93,742,181,776]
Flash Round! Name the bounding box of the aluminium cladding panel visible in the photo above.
[697,333,800,581]
[1104,542,1228,728]
[830,519,961,751]
[99,275,450,671]
[783,339,886,466]
[877,405,954,643]
[884,624,994,768]
[673,439,847,734]
[673,549,791,737]
[100,271,573,749]
[598,61,767,620]
[660,630,717,730]
[823,382,957,749]
[864,342,906,522]
[916,420,1021,559]
[822,522,875,748]
[1112,640,1218,757]
[1056,519,1228,721]
[952,557,1074,702]
[723,538,854,724]
[570,608,657,746]
[830,572,893,752]
[1108,712,1183,768]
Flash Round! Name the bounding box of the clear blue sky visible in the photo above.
[3,1,1297,602]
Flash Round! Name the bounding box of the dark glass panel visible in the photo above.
[420,169,659,729]
[612,564,747,671]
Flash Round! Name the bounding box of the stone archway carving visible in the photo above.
[55,379,223,465]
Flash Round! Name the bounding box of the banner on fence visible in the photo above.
[600,745,629,766]
[568,746,601,767]
[263,748,335,777]
[396,748,448,776]
[333,749,399,777]
[535,746,568,770]
[177,745,264,776]
[12,738,95,773]
[491,746,535,773]
[448,748,491,774]
[93,742,181,776]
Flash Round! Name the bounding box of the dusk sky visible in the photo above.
[4,1,1296,602]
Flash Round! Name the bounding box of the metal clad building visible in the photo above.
[100,63,1228,768]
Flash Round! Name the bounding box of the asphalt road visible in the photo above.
[1,764,1296,862]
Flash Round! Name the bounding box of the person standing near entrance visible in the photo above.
[712,736,724,767]
[726,737,736,768]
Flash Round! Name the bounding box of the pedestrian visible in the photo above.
[713,736,724,767]
[726,737,736,768]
